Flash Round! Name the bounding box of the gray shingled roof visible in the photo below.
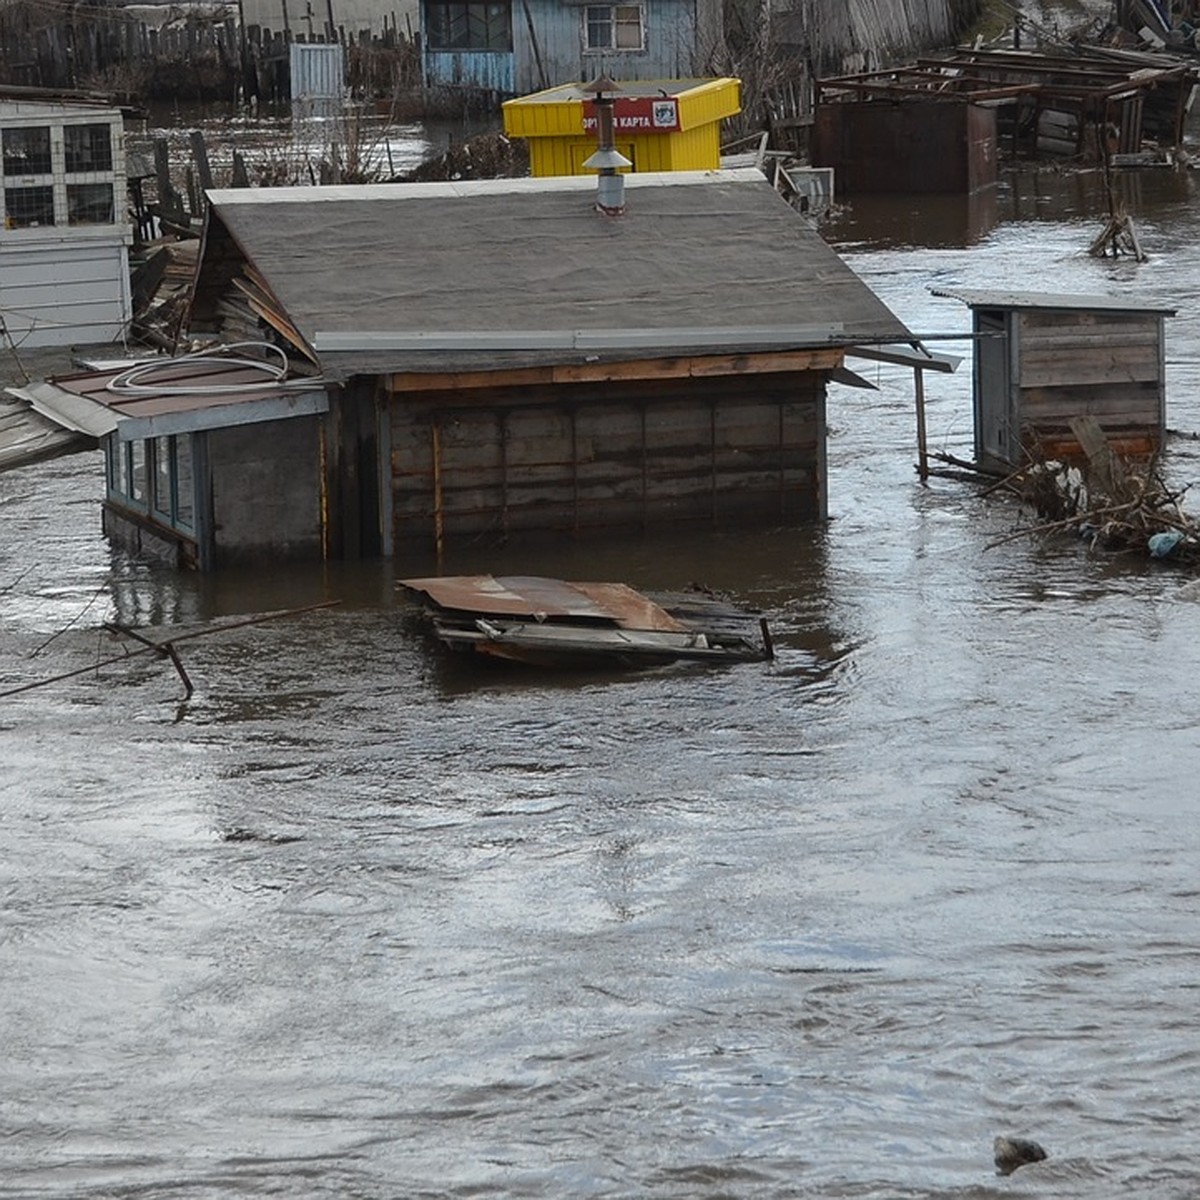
[202,170,912,380]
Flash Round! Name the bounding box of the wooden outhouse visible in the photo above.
[932,288,1176,471]
[502,78,741,176]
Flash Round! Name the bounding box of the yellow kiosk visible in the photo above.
[502,77,741,177]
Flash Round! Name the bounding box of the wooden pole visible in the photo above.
[189,129,214,192]
[325,0,338,41]
[914,365,929,482]
[432,421,445,566]
[236,0,247,71]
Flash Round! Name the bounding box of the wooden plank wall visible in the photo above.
[1017,310,1164,449]
[389,372,825,550]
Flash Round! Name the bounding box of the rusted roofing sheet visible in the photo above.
[9,358,328,441]
[818,48,1196,103]
[400,576,687,633]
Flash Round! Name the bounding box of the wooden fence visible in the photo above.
[0,7,418,102]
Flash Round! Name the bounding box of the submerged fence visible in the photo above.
[0,6,419,102]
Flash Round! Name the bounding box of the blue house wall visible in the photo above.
[423,0,716,97]
[423,48,516,94]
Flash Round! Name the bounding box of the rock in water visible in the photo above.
[994,1135,1048,1175]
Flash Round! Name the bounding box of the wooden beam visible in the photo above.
[388,349,845,394]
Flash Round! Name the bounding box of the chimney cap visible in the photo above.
[583,147,632,170]
[582,74,622,97]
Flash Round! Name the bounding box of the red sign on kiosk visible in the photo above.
[581,96,681,134]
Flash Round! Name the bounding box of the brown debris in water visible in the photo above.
[986,419,1199,564]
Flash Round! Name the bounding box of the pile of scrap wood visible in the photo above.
[989,416,1199,562]
[129,237,199,352]
[400,575,774,669]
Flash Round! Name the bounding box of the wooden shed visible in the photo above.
[502,78,741,176]
[932,288,1176,471]
[7,171,924,571]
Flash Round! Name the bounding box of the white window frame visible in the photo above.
[583,4,645,52]
[1,114,121,235]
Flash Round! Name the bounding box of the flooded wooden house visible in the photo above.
[421,0,722,96]
[9,170,919,570]
[932,287,1175,471]
[0,88,131,346]
[813,46,1198,192]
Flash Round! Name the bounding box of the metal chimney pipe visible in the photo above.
[582,74,631,215]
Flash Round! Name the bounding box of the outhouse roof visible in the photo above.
[197,169,913,380]
[932,287,1177,316]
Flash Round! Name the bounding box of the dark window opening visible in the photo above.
[425,0,512,50]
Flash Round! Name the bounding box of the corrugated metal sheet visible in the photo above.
[290,42,346,112]
[400,575,687,631]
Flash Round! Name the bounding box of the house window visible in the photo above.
[153,438,173,521]
[4,186,54,228]
[2,126,52,176]
[175,435,194,529]
[67,183,115,225]
[64,123,113,173]
[129,441,147,504]
[425,0,512,50]
[585,5,644,51]
[135,434,196,532]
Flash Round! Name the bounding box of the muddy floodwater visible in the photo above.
[4,167,1200,1198]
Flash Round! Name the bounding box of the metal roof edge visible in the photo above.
[931,286,1177,315]
[7,381,120,438]
[206,168,766,208]
[114,388,330,442]
[312,325,848,354]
